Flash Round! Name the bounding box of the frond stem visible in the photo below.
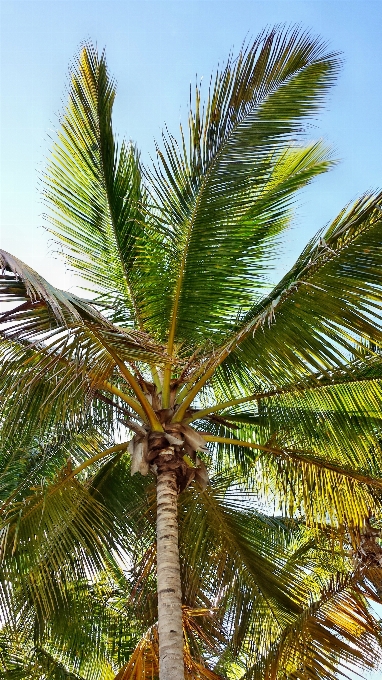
[107,349,163,431]
[151,365,163,393]
[1,443,130,519]
[184,371,382,424]
[70,442,129,478]
[101,381,147,422]
[172,352,230,423]
[203,435,382,488]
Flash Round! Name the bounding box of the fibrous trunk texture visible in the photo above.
[156,458,185,680]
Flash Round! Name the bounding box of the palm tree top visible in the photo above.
[1,25,382,680]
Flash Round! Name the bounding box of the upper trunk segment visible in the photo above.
[129,408,211,679]
[156,452,185,680]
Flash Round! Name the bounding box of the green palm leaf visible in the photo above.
[0,250,164,362]
[43,45,148,328]
[214,192,382,392]
[141,28,339,348]
[199,425,382,528]
[261,576,381,680]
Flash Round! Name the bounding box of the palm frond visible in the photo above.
[0,471,120,621]
[139,27,340,348]
[0,250,164,362]
[201,429,382,528]
[0,253,168,437]
[179,472,304,651]
[261,575,381,680]
[208,191,382,397]
[43,44,148,328]
[0,337,116,453]
[0,413,114,506]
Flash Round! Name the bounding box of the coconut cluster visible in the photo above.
[129,416,209,493]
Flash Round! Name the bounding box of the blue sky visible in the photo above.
[1,0,381,291]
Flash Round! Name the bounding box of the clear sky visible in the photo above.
[1,0,381,292]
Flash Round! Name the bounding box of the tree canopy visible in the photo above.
[1,26,382,680]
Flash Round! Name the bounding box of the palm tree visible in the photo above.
[1,25,382,679]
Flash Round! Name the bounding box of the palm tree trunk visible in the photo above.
[156,460,185,680]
